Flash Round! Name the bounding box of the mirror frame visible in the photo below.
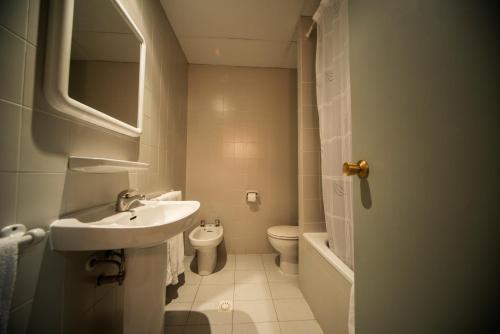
[44,0,146,137]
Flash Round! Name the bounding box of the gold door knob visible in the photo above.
[343,160,369,179]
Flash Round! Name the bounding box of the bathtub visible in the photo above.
[299,232,354,334]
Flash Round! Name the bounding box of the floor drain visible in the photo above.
[218,300,232,312]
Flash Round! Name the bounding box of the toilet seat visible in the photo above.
[267,225,299,240]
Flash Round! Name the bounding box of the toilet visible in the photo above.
[267,225,299,274]
[189,223,224,275]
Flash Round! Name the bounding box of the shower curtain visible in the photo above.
[314,1,355,331]
[314,0,354,269]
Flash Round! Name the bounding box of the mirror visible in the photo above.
[69,0,141,127]
[44,0,146,137]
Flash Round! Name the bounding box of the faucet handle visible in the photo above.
[118,189,138,198]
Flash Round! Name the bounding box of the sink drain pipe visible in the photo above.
[85,249,126,285]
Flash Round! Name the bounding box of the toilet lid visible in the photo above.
[267,225,299,239]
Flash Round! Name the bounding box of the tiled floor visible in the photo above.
[165,254,323,334]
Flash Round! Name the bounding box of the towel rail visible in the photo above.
[0,224,46,247]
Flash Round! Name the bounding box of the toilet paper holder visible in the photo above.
[246,191,259,202]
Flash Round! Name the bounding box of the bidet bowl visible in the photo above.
[189,224,224,248]
[189,224,224,275]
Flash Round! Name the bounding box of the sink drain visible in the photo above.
[218,300,232,312]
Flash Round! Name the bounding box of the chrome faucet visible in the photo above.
[116,189,145,212]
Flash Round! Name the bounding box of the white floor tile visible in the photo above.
[165,302,191,326]
[188,301,233,325]
[273,299,314,321]
[201,270,235,285]
[236,255,264,271]
[269,282,303,299]
[233,300,277,323]
[233,322,281,334]
[184,271,203,285]
[168,284,199,303]
[184,256,195,268]
[279,320,324,334]
[235,271,268,284]
[234,283,271,301]
[265,270,298,283]
[183,324,233,334]
[219,254,236,271]
[261,254,280,272]
[168,255,319,334]
[195,284,234,302]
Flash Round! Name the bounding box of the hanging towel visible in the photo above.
[348,283,355,334]
[151,191,185,286]
[0,236,18,334]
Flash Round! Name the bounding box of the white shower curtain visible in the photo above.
[314,0,354,269]
[314,1,355,332]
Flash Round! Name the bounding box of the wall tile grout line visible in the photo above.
[0,97,25,108]
[14,27,28,223]
[0,24,30,44]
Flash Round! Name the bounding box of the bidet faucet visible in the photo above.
[116,189,145,212]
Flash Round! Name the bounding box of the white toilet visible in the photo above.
[267,225,299,274]
[189,222,224,275]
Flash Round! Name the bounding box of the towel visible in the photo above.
[152,191,182,202]
[151,191,185,286]
[0,237,18,334]
[348,283,355,334]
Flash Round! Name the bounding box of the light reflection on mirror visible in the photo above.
[68,0,141,127]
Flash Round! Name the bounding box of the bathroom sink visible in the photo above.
[49,200,200,251]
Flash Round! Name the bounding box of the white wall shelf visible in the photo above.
[68,156,149,173]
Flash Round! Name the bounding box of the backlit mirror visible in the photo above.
[44,0,146,137]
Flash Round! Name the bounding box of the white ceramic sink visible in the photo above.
[49,200,200,251]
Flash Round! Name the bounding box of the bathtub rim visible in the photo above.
[302,232,354,284]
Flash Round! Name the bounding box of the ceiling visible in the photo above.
[160,0,320,69]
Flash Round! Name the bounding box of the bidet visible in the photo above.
[189,221,224,275]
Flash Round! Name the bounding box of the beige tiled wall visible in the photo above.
[297,17,326,233]
[69,61,140,127]
[186,65,298,254]
[0,0,188,332]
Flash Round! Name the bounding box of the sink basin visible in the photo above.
[49,200,200,251]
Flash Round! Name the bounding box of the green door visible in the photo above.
[348,1,500,333]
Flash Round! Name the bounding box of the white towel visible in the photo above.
[152,190,182,202]
[151,191,185,286]
[348,283,355,334]
[0,237,18,334]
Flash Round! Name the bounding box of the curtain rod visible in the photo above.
[305,21,316,38]
[306,0,324,39]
